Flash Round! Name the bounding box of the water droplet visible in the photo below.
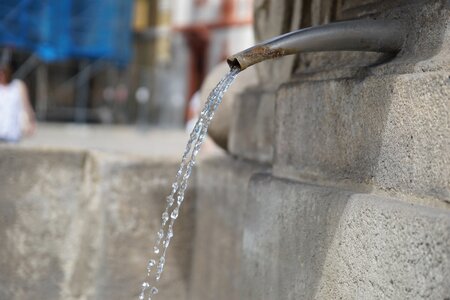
[172,182,178,190]
[194,124,201,133]
[150,287,158,295]
[167,195,174,206]
[148,259,156,267]
[147,259,156,269]
[171,207,179,219]
[162,212,169,223]
[139,69,239,297]
[164,238,171,248]
[157,257,165,272]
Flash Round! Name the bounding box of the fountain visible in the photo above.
[139,67,240,299]
[139,18,407,299]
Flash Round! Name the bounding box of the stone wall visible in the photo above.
[0,1,449,299]
[190,0,450,299]
[0,147,195,300]
[189,155,269,300]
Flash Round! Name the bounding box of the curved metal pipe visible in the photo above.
[227,19,406,71]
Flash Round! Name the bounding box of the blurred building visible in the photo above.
[0,0,254,127]
[0,0,133,123]
[132,0,254,127]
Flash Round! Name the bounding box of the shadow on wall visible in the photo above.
[241,173,351,299]
[243,173,450,299]
[274,1,449,202]
[240,2,450,299]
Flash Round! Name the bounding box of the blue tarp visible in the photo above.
[0,0,133,64]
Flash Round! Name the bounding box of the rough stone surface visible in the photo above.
[274,71,450,204]
[233,2,449,167]
[228,87,276,163]
[242,174,450,299]
[252,0,449,82]
[368,1,450,75]
[316,195,450,300]
[0,148,87,300]
[1,2,449,300]
[253,0,343,84]
[189,154,268,300]
[86,152,195,300]
[0,147,195,300]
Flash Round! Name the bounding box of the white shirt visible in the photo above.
[0,79,23,142]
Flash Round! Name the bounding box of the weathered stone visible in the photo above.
[242,174,450,299]
[253,0,340,84]
[274,71,450,203]
[0,147,88,300]
[0,147,195,300]
[316,193,450,299]
[228,87,276,163]
[0,3,449,300]
[86,152,195,300]
[252,1,449,82]
[189,153,268,300]
[371,1,450,75]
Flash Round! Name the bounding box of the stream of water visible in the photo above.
[139,66,240,300]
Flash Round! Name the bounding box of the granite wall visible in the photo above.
[190,0,450,299]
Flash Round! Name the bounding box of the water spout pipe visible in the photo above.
[227,19,406,71]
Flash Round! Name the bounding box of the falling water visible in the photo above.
[139,66,240,300]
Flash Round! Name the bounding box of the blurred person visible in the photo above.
[0,64,35,143]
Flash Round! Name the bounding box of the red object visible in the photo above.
[175,0,253,122]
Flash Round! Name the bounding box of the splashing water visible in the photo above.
[139,67,240,300]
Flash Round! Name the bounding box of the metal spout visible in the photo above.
[227,19,406,71]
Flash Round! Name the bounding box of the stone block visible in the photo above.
[242,174,450,299]
[242,174,351,300]
[316,194,450,299]
[0,147,88,300]
[189,153,268,300]
[0,147,195,300]
[228,87,276,163]
[274,71,450,203]
[86,152,195,300]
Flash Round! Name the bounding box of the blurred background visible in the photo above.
[0,0,254,153]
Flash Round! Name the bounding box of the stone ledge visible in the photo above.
[273,71,450,204]
[0,146,195,300]
[0,147,88,300]
[242,174,450,299]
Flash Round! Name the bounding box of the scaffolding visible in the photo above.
[0,0,133,122]
[0,0,133,63]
